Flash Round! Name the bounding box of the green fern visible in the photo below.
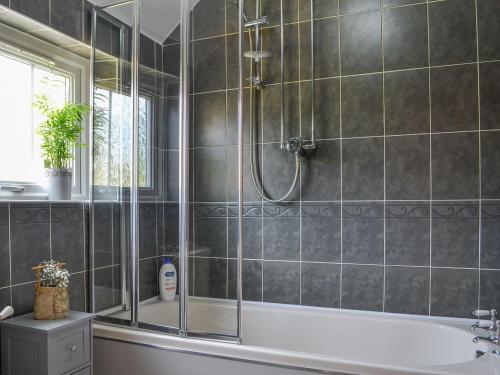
[33,95,90,169]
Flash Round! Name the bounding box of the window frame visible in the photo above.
[0,22,89,201]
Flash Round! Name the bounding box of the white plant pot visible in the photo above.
[46,168,72,200]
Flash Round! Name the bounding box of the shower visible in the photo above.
[242,0,316,202]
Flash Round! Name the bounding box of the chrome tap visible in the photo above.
[471,309,499,346]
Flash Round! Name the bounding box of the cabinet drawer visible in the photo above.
[49,322,91,374]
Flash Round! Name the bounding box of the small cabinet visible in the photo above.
[1,311,95,375]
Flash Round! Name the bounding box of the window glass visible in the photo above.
[93,87,152,188]
[0,52,71,186]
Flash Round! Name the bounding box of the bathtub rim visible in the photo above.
[93,300,498,375]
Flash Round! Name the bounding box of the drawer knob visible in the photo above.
[67,344,78,352]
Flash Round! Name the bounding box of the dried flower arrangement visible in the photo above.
[32,261,70,320]
[39,260,70,288]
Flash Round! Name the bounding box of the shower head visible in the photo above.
[244,51,272,60]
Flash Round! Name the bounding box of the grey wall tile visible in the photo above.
[227,146,261,202]
[51,0,83,41]
[166,150,180,201]
[429,0,477,66]
[194,257,227,299]
[193,36,226,93]
[301,262,340,308]
[342,202,384,264]
[193,0,225,39]
[301,140,341,201]
[384,69,429,135]
[430,65,479,132]
[386,135,430,200]
[340,11,382,75]
[263,205,300,261]
[193,92,226,147]
[262,83,300,143]
[11,282,34,316]
[10,203,50,284]
[431,268,478,318]
[228,209,262,259]
[0,204,9,288]
[480,62,500,130]
[228,259,262,302]
[383,4,428,70]
[11,0,50,24]
[51,203,85,274]
[69,272,86,312]
[481,131,500,199]
[477,0,500,61]
[342,137,384,200]
[226,89,250,146]
[431,202,479,268]
[481,201,500,269]
[385,266,430,315]
[194,147,227,202]
[262,143,300,201]
[479,270,500,311]
[139,203,157,259]
[93,203,113,268]
[263,261,300,305]
[300,17,339,80]
[432,132,479,200]
[383,0,426,6]
[301,78,341,140]
[299,0,339,20]
[301,204,341,263]
[342,264,383,311]
[262,0,298,26]
[0,287,11,312]
[139,258,158,301]
[341,74,383,137]
[261,24,300,84]
[339,0,380,14]
[94,267,114,312]
[140,35,155,69]
[195,216,227,258]
[386,202,430,266]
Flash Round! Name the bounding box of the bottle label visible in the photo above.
[165,271,175,277]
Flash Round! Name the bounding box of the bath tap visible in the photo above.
[471,309,500,346]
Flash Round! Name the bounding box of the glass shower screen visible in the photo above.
[90,0,243,342]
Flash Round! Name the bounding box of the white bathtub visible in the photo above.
[93,298,500,375]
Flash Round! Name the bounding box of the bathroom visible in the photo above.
[0,0,499,374]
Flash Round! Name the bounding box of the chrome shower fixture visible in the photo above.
[240,0,317,203]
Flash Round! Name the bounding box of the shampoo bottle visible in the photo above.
[159,257,177,301]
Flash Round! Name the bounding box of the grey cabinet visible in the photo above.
[1,311,95,375]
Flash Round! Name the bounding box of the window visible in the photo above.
[93,87,153,189]
[0,42,83,197]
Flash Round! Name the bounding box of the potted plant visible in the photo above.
[33,95,90,200]
[32,260,70,320]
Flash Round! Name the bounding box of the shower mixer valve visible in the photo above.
[285,137,315,157]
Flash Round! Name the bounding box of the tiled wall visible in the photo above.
[159,0,500,318]
[0,202,88,316]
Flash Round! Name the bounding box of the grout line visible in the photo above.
[188,58,500,97]
[337,0,343,310]
[297,0,302,307]
[381,2,386,313]
[426,0,433,317]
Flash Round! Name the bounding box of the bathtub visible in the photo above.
[93,298,500,375]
